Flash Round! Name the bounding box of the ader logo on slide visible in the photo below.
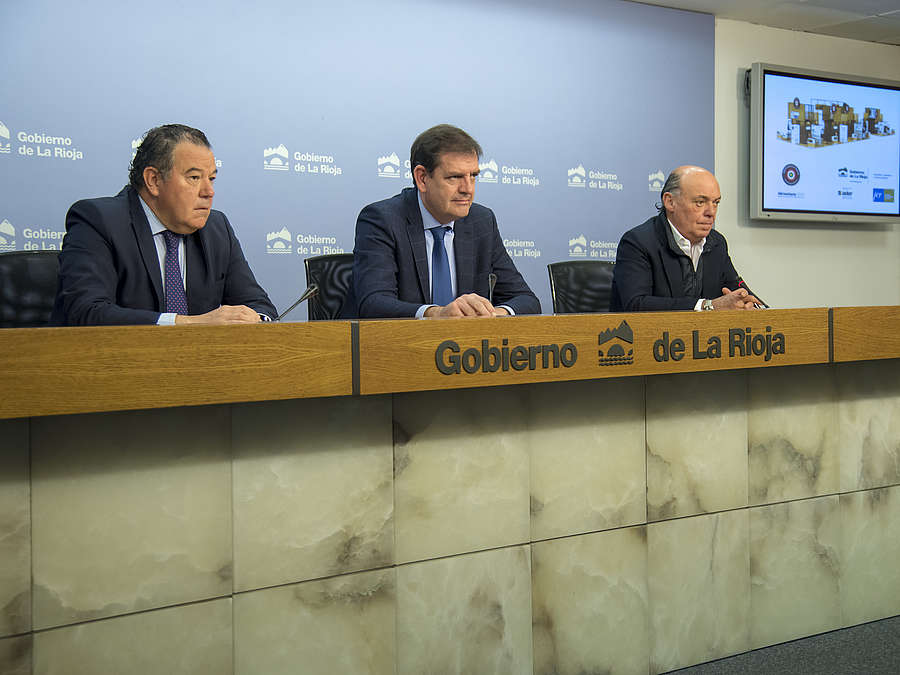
[782,164,800,186]
[873,188,895,203]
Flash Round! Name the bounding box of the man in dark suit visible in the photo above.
[51,124,276,326]
[610,165,760,312]
[351,124,540,318]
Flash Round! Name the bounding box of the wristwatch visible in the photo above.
[701,299,714,311]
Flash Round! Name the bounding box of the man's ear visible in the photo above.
[413,165,428,192]
[143,166,162,197]
[662,192,674,211]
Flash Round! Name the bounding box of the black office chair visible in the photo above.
[547,260,615,314]
[0,250,60,327]
[301,253,354,321]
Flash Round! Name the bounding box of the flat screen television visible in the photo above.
[749,62,900,223]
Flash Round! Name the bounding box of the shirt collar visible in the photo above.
[417,192,454,232]
[139,194,169,237]
[667,217,705,253]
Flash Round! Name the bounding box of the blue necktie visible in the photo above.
[429,225,452,306]
[163,230,189,315]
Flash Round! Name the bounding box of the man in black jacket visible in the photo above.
[610,166,759,312]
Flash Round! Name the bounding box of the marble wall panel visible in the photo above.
[0,634,31,675]
[528,379,646,541]
[33,598,232,675]
[30,406,232,629]
[234,568,395,675]
[646,371,748,521]
[836,359,900,492]
[0,419,30,637]
[232,396,393,591]
[648,510,750,674]
[393,387,530,563]
[532,527,648,675]
[396,545,532,675]
[749,496,841,650]
[840,485,900,626]
[748,365,838,505]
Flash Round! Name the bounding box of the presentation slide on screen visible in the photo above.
[762,72,900,216]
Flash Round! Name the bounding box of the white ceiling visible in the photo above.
[628,0,900,45]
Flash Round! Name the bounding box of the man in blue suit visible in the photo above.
[51,124,276,326]
[351,124,540,318]
[610,166,760,312]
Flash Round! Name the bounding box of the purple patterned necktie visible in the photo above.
[163,230,189,315]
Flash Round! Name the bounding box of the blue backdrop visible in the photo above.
[0,0,713,318]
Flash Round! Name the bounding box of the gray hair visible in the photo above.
[658,169,683,214]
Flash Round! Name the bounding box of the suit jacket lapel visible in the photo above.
[127,187,165,310]
[403,190,431,303]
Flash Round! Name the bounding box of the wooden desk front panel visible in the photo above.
[0,322,352,419]
[832,306,900,362]
[358,308,829,395]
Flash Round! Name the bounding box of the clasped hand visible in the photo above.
[712,287,761,310]
[175,305,262,324]
[423,293,509,318]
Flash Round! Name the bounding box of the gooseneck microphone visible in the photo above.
[277,283,319,321]
[488,273,497,304]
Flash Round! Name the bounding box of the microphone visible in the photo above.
[277,283,319,321]
[488,273,497,304]
[737,277,769,309]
